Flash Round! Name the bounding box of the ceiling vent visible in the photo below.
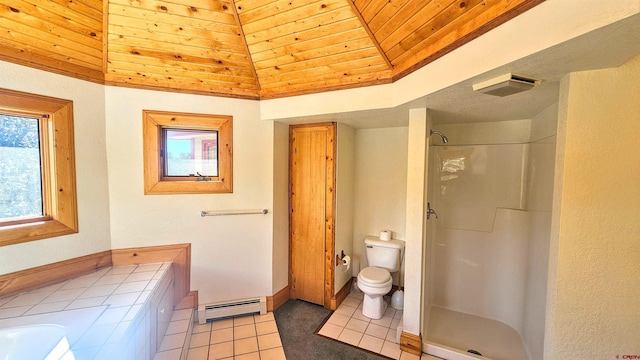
[472,73,540,97]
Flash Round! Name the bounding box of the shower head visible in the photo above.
[430,129,449,144]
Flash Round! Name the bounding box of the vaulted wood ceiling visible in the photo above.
[0,0,543,99]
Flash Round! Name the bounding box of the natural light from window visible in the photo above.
[143,110,232,195]
[0,114,44,222]
[0,88,78,247]
[164,129,219,178]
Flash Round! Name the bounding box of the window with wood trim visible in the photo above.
[0,89,78,247]
[143,110,232,195]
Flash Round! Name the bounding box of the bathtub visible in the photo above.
[0,324,72,360]
[0,306,105,360]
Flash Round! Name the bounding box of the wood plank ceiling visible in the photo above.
[0,0,544,99]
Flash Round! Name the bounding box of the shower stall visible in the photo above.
[422,111,557,360]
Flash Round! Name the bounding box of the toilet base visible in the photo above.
[362,293,387,320]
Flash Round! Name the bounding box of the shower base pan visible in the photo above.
[424,306,528,360]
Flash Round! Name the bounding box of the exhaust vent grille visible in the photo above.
[472,73,540,97]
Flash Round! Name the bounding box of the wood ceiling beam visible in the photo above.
[229,0,262,92]
[346,0,393,70]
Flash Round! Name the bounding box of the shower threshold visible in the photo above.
[424,306,529,360]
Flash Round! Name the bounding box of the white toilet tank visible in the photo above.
[364,236,405,271]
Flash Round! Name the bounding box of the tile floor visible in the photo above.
[185,312,286,360]
[318,291,440,360]
[160,290,441,360]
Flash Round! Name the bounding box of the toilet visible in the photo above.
[357,236,405,319]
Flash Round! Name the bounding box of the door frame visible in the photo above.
[288,122,336,309]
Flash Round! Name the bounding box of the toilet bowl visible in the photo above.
[357,266,393,319]
[356,236,405,320]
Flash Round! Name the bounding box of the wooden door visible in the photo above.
[289,123,335,306]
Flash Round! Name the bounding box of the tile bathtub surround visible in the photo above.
[154,308,194,360]
[184,312,286,360]
[0,262,171,319]
[318,291,440,360]
[0,262,174,360]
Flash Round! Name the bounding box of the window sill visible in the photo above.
[144,178,232,195]
[0,219,78,247]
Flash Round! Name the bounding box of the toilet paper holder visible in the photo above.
[336,251,351,272]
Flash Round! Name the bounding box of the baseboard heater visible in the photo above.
[197,296,267,324]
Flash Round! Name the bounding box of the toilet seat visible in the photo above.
[357,266,393,319]
[358,267,392,285]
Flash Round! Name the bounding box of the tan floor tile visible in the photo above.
[335,304,357,317]
[381,341,402,359]
[338,328,363,346]
[190,332,210,348]
[326,313,350,327]
[386,328,399,343]
[211,328,233,344]
[371,315,393,328]
[260,347,286,360]
[342,296,361,308]
[351,309,372,322]
[187,346,209,360]
[255,320,278,335]
[234,352,260,360]
[318,323,343,339]
[234,337,258,355]
[254,312,275,323]
[365,323,389,339]
[211,319,234,330]
[346,318,368,333]
[359,334,384,353]
[384,306,397,317]
[400,351,422,360]
[208,341,233,360]
[233,315,255,326]
[193,322,212,334]
[257,333,282,350]
[234,324,256,339]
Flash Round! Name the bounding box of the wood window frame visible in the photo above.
[143,110,233,195]
[0,88,78,247]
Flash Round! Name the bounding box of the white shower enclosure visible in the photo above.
[422,112,557,360]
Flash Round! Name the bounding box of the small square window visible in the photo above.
[143,110,232,194]
[162,128,219,178]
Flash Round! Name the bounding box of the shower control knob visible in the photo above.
[427,202,439,220]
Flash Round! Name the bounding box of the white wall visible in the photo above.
[403,110,428,336]
[335,123,355,294]
[522,103,557,360]
[0,61,111,274]
[545,55,640,359]
[353,126,408,273]
[105,87,275,305]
